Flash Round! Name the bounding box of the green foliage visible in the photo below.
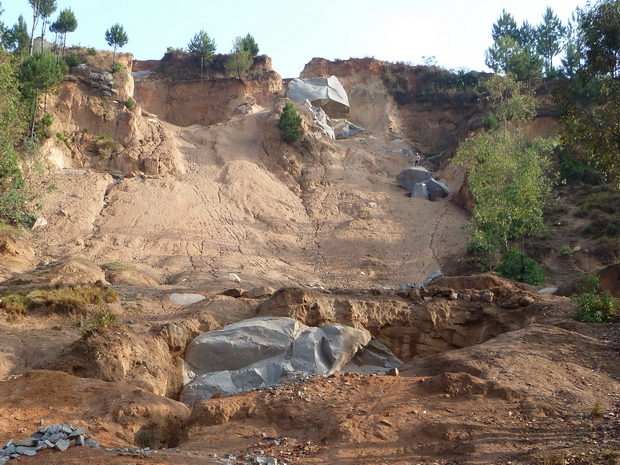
[188,29,216,76]
[50,7,77,54]
[240,33,259,57]
[0,294,27,316]
[495,248,546,285]
[559,246,573,257]
[572,274,618,323]
[225,37,253,79]
[111,62,121,73]
[135,430,153,448]
[27,283,119,315]
[87,47,97,56]
[382,61,483,106]
[18,51,65,99]
[454,75,556,254]
[482,112,499,132]
[536,7,566,74]
[124,97,135,109]
[279,101,302,143]
[93,309,118,328]
[558,150,601,185]
[555,0,620,185]
[96,133,116,157]
[64,51,85,68]
[104,23,128,64]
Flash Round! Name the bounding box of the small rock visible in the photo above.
[215,272,241,283]
[449,292,459,300]
[481,292,494,303]
[30,216,48,230]
[386,367,400,377]
[15,438,37,447]
[55,439,71,451]
[15,446,37,456]
[220,288,245,298]
[245,286,275,299]
[519,295,535,306]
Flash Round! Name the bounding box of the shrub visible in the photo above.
[124,97,135,109]
[0,294,28,316]
[495,248,546,286]
[572,274,618,323]
[87,47,97,56]
[279,101,302,143]
[482,112,499,132]
[93,309,118,328]
[26,284,118,315]
[559,246,573,257]
[65,51,84,68]
[111,62,122,73]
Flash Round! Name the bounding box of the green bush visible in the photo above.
[124,97,135,109]
[111,62,122,73]
[65,51,84,68]
[495,248,546,285]
[279,101,302,143]
[482,112,499,132]
[87,47,97,56]
[572,274,618,323]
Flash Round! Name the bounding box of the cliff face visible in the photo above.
[133,55,283,127]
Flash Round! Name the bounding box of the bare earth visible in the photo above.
[1,56,620,465]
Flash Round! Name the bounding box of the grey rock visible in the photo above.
[15,438,37,447]
[55,438,71,451]
[75,435,85,446]
[15,446,37,456]
[168,293,205,306]
[44,440,55,448]
[68,427,85,437]
[333,119,365,139]
[287,76,349,118]
[84,438,100,448]
[423,270,442,286]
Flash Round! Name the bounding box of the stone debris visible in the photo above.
[0,424,100,462]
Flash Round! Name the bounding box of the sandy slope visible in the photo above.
[30,106,469,289]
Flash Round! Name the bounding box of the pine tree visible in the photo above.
[105,23,128,66]
[51,8,77,56]
[225,37,253,79]
[279,101,302,143]
[187,30,216,78]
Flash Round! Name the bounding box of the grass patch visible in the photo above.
[1,283,118,317]
[102,261,136,272]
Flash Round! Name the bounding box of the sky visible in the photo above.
[2,0,588,79]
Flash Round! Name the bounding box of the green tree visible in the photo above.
[454,75,556,256]
[0,50,31,224]
[240,33,259,57]
[557,0,620,184]
[50,8,77,56]
[485,36,543,84]
[104,23,128,66]
[536,7,566,75]
[225,37,253,79]
[279,100,302,143]
[38,0,56,44]
[187,30,216,77]
[18,50,64,136]
[7,15,30,59]
[492,9,519,42]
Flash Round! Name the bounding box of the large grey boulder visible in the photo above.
[395,167,449,201]
[288,76,350,118]
[180,317,401,405]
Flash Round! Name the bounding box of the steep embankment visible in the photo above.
[24,55,471,288]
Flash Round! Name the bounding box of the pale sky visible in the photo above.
[2,0,587,78]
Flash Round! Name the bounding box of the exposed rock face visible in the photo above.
[287,76,350,118]
[256,282,542,362]
[180,316,401,405]
[0,236,36,281]
[133,57,283,127]
[46,64,184,176]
